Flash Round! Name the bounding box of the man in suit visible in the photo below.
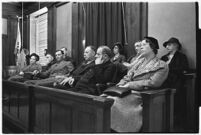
[25,50,74,86]
[66,45,117,95]
[42,53,56,71]
[54,46,96,89]
[61,47,75,66]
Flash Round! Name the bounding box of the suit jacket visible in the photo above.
[70,60,95,83]
[38,60,74,78]
[118,57,169,90]
[161,51,189,88]
[22,63,42,72]
[73,60,116,95]
[64,55,76,66]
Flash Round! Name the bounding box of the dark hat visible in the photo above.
[113,42,124,54]
[144,37,159,49]
[163,37,182,50]
[113,42,123,49]
[30,53,40,61]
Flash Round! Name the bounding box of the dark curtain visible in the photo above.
[47,4,56,56]
[83,3,125,50]
[72,2,147,64]
[124,3,148,58]
[23,16,30,50]
[4,17,19,66]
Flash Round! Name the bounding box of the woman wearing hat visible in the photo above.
[161,37,189,88]
[103,37,169,132]
[161,37,189,127]
[8,53,42,82]
[111,42,126,64]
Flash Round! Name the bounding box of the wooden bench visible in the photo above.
[3,80,175,133]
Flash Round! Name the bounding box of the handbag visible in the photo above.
[23,72,34,79]
[103,86,131,98]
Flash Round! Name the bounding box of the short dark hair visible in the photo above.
[113,42,124,54]
[45,53,54,57]
[55,50,64,54]
[30,53,40,61]
[61,47,67,51]
[144,37,159,54]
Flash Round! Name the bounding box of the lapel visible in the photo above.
[79,61,95,74]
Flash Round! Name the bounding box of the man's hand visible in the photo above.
[68,77,75,86]
[33,70,39,75]
[95,57,104,65]
[122,62,131,67]
[60,77,71,85]
[19,71,24,76]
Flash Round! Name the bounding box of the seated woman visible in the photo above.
[103,37,169,132]
[161,37,189,127]
[123,41,143,69]
[161,37,189,88]
[111,42,126,64]
[8,53,42,82]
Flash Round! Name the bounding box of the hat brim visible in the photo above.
[163,41,182,50]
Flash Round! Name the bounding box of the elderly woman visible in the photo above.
[104,37,169,132]
[8,53,42,82]
[111,42,126,64]
[161,37,189,88]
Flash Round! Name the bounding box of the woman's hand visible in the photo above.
[55,75,66,79]
[118,83,129,88]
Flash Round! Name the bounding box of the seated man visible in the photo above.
[103,37,169,132]
[8,53,42,82]
[54,46,96,89]
[61,47,75,66]
[66,45,117,95]
[25,50,74,86]
[42,53,56,71]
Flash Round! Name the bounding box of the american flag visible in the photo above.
[14,19,22,55]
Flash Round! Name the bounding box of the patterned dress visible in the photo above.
[108,56,169,132]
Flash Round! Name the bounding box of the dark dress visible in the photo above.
[161,51,189,88]
[161,51,189,125]
[68,60,117,95]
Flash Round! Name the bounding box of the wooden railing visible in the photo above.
[3,80,176,133]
